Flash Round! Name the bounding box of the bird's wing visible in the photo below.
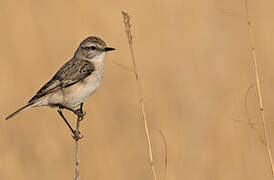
[28,59,95,102]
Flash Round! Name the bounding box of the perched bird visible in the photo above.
[5,36,115,138]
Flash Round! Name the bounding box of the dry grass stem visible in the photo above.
[218,10,246,18]
[244,0,274,175]
[232,118,258,125]
[73,104,84,180]
[74,116,81,180]
[232,118,266,145]
[244,82,266,145]
[122,11,157,180]
[159,130,168,180]
[110,60,135,73]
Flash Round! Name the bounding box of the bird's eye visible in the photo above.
[90,46,96,50]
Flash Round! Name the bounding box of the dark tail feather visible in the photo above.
[5,103,34,120]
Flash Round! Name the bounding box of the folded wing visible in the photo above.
[28,59,95,102]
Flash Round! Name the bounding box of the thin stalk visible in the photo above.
[244,0,274,175]
[74,103,84,180]
[74,119,80,180]
[122,11,157,180]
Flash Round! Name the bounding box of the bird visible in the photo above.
[5,36,115,139]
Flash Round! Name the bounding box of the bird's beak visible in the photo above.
[104,47,116,52]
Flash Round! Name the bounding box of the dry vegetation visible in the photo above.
[122,11,158,180]
[1,0,274,180]
[243,0,274,175]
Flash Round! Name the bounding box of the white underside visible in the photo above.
[48,71,103,108]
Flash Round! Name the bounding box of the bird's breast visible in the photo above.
[68,64,104,107]
[49,63,104,108]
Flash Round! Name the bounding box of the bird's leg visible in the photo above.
[73,103,85,141]
[73,103,84,141]
[75,103,86,121]
[58,104,86,120]
[57,109,83,141]
[58,104,77,114]
[57,109,75,135]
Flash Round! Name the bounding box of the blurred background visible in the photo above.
[1,0,274,179]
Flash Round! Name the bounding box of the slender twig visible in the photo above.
[232,118,258,125]
[218,10,246,18]
[122,11,157,180]
[74,119,80,180]
[231,118,274,126]
[232,118,266,145]
[244,0,274,175]
[74,103,84,180]
[159,130,168,180]
[244,82,256,127]
[244,82,266,145]
[110,60,135,73]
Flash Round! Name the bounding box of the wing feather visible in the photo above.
[28,59,95,102]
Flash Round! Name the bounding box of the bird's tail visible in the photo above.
[5,102,35,120]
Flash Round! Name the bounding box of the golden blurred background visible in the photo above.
[1,0,274,179]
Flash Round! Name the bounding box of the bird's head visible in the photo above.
[75,36,115,62]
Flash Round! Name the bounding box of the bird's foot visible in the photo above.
[72,129,83,141]
[75,109,86,121]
